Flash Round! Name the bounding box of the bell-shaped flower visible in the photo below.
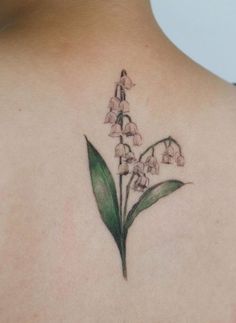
[125,151,136,164]
[109,123,122,137]
[108,97,120,111]
[120,75,135,90]
[166,145,175,157]
[133,133,142,146]
[176,154,185,167]
[123,122,138,136]
[118,163,129,175]
[119,100,130,113]
[104,111,117,124]
[133,175,149,192]
[145,155,159,175]
[162,152,172,164]
[115,143,128,158]
[133,161,145,175]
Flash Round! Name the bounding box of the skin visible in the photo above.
[0,1,236,322]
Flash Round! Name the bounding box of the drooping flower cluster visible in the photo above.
[104,70,185,193]
[133,139,185,192]
[161,142,184,166]
[105,71,140,136]
[104,69,142,176]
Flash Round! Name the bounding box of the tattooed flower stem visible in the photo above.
[116,113,132,124]
[119,135,123,224]
[123,173,135,219]
[138,136,182,161]
[114,83,119,97]
[167,137,182,153]
[124,143,132,152]
[120,235,127,279]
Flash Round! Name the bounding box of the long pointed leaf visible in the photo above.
[125,180,185,229]
[85,137,121,249]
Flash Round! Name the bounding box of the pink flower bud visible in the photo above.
[119,100,130,113]
[104,111,117,124]
[109,123,122,137]
[125,151,136,164]
[133,175,149,192]
[176,154,185,167]
[145,156,159,175]
[133,133,143,146]
[115,143,128,157]
[123,122,138,136]
[118,163,129,175]
[133,161,145,174]
[108,97,120,111]
[120,76,135,90]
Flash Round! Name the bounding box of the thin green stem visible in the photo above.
[119,175,123,218]
[119,135,123,226]
[120,234,127,279]
[123,173,135,220]
[118,107,125,227]
[116,72,128,279]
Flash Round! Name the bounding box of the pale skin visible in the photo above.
[0,0,236,322]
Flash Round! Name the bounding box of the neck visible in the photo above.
[1,0,183,79]
[3,0,163,42]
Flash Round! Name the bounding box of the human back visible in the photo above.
[0,1,236,322]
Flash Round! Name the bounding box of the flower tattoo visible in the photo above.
[85,69,188,279]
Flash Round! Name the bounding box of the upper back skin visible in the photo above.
[0,1,236,322]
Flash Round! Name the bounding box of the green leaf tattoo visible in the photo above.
[125,180,185,230]
[85,137,121,248]
[85,69,189,279]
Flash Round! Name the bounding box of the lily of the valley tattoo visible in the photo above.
[85,70,187,279]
